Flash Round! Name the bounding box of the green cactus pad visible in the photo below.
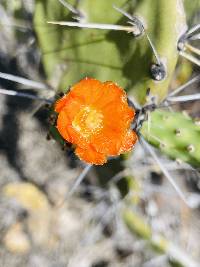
[141,110,200,168]
[34,0,186,104]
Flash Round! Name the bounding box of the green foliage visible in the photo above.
[34,0,186,104]
[141,110,200,168]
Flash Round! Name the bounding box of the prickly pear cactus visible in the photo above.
[34,0,200,169]
[34,0,131,89]
[141,110,200,168]
[34,0,186,104]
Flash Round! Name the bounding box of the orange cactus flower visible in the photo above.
[55,77,138,165]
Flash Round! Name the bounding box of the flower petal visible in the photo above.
[91,128,124,155]
[94,81,126,109]
[90,103,135,155]
[56,101,88,146]
[75,146,106,165]
[56,110,72,142]
[119,130,138,153]
[57,94,83,121]
[103,102,134,131]
[70,77,104,105]
[67,125,89,149]
[55,95,68,113]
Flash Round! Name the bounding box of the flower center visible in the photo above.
[72,106,103,138]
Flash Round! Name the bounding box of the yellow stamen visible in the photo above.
[72,106,103,138]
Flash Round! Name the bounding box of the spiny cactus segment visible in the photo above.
[34,0,187,105]
[141,110,200,168]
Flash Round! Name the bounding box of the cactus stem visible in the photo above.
[114,5,167,75]
[147,133,164,145]
[114,5,165,70]
[142,109,200,172]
